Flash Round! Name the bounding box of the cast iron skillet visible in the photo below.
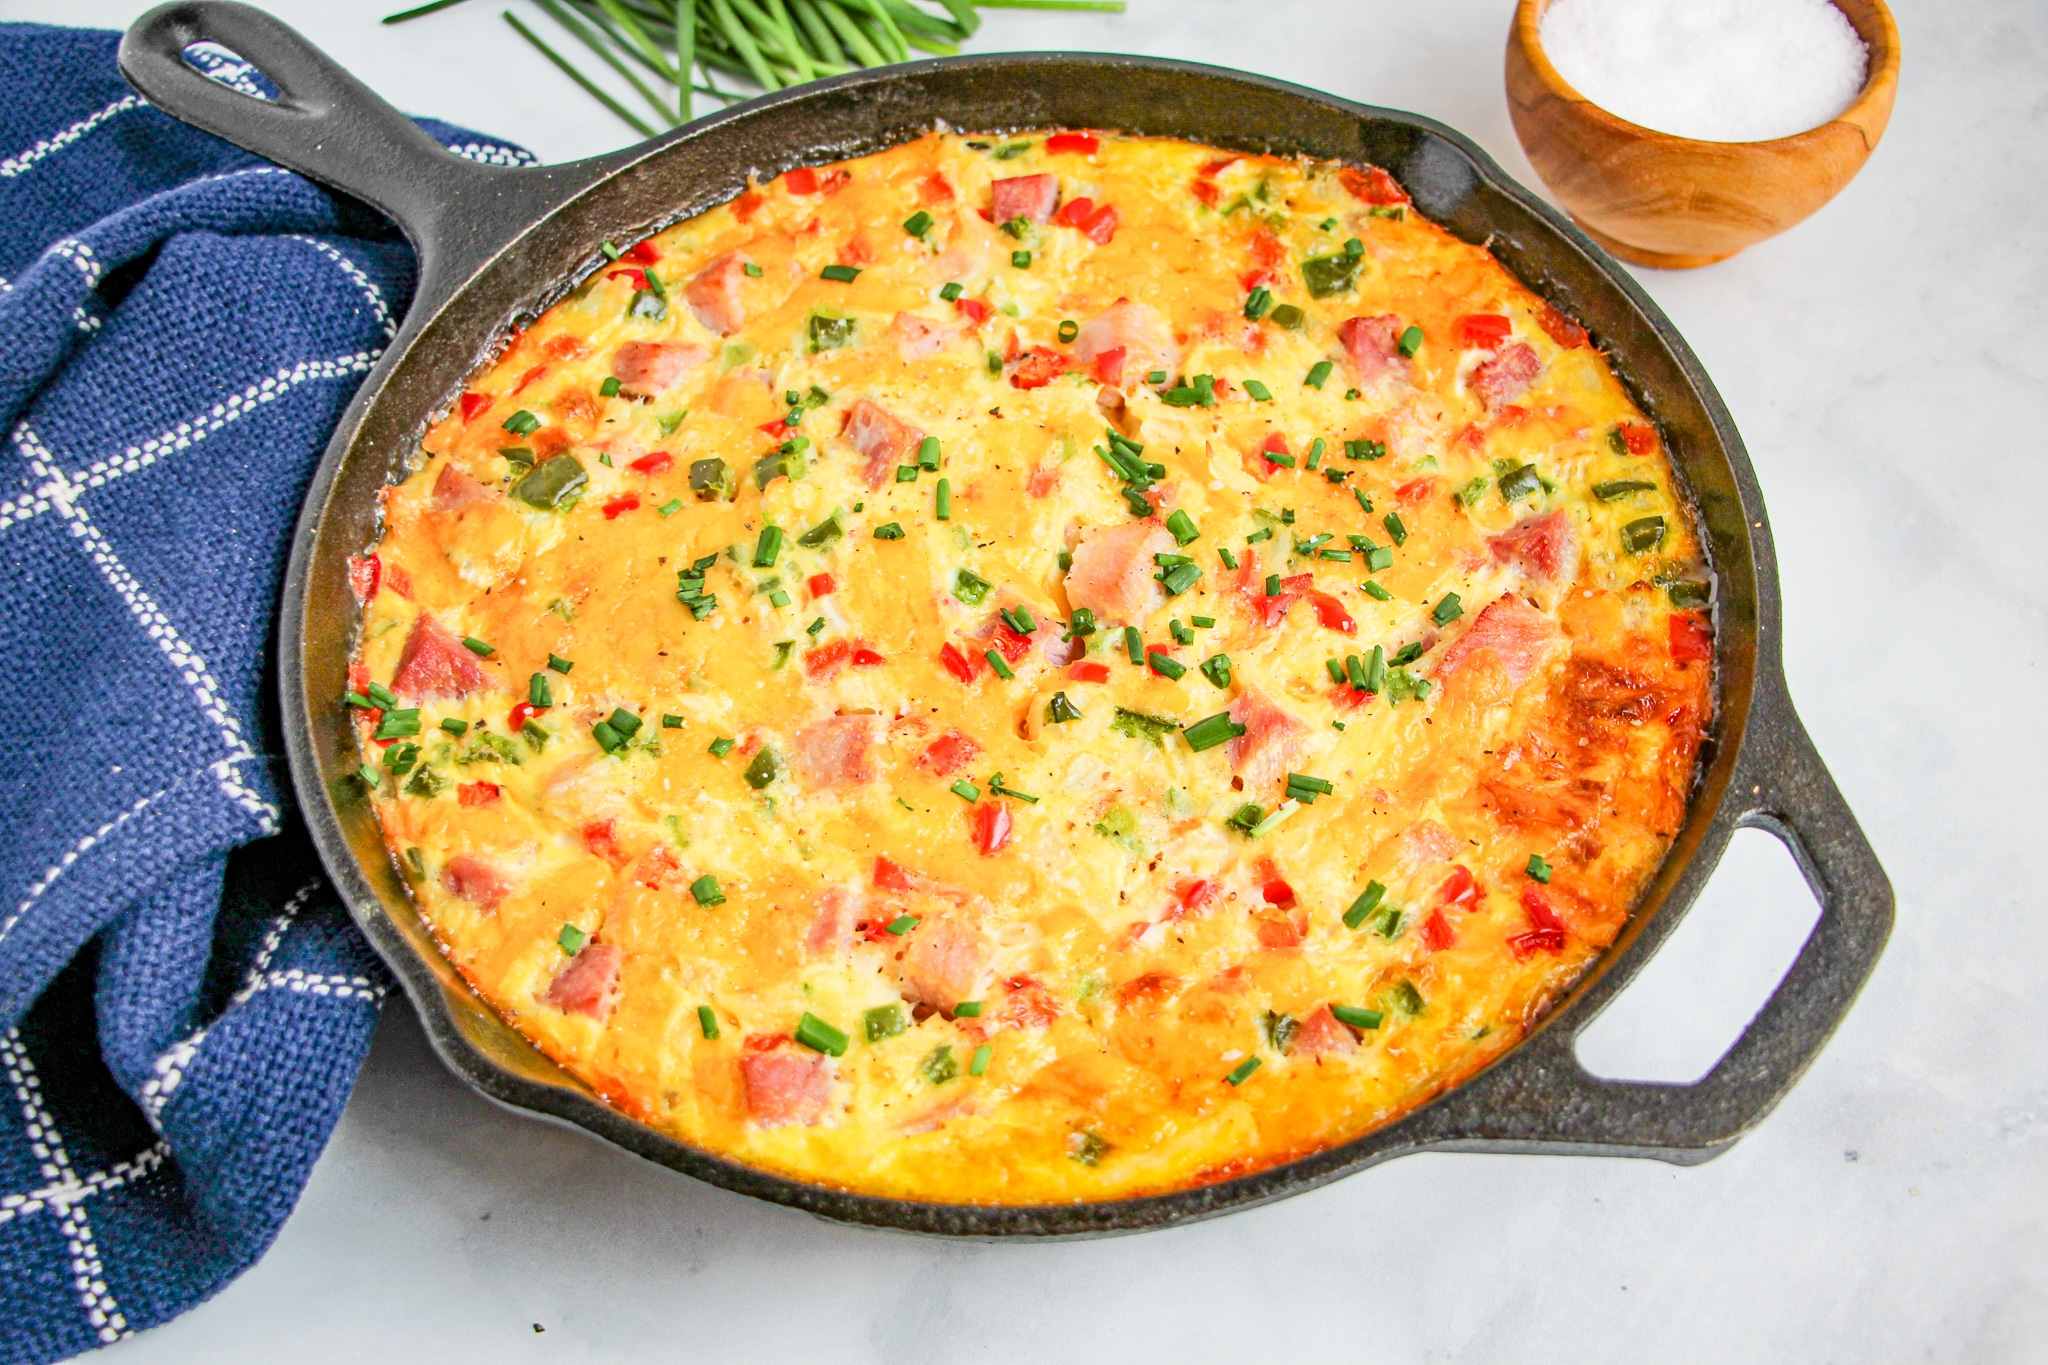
[119,1,1892,1236]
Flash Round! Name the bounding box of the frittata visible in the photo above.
[348,130,1714,1203]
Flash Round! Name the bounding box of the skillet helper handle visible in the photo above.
[118,1,513,273]
[1430,677,1893,1163]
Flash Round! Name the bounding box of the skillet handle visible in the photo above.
[118,1,553,292]
[1420,677,1893,1164]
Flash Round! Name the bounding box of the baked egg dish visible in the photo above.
[347,130,1714,1203]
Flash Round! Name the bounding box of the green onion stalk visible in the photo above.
[384,0,1126,139]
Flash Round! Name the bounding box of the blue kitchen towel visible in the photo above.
[0,24,534,1362]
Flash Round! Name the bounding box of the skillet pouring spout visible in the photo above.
[116,0,1891,1235]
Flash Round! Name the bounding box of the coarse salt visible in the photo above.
[1539,0,1869,143]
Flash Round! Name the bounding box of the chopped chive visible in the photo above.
[864,1004,906,1043]
[1225,1056,1262,1085]
[658,498,683,516]
[903,209,934,236]
[1200,653,1232,689]
[1244,379,1273,402]
[954,1001,985,1017]
[1306,437,1326,470]
[988,775,1040,803]
[1147,369,1169,384]
[1398,325,1423,357]
[1345,653,1369,691]
[1265,573,1282,597]
[1182,711,1247,752]
[502,409,541,436]
[1305,360,1333,389]
[1527,854,1554,883]
[984,649,1014,680]
[529,673,553,707]
[953,569,993,605]
[367,681,399,708]
[895,464,919,483]
[1431,593,1463,626]
[885,914,921,935]
[1343,881,1387,929]
[440,718,469,736]
[1059,318,1080,343]
[1594,479,1659,501]
[743,262,763,277]
[599,376,621,398]
[462,636,495,657]
[1326,657,1346,684]
[1218,546,1240,570]
[1170,619,1194,646]
[355,763,382,789]
[662,714,683,728]
[820,263,861,283]
[1148,651,1187,680]
[1362,644,1387,693]
[1165,509,1200,546]
[917,436,941,470]
[1244,286,1272,321]
[1623,516,1668,553]
[698,1005,720,1039]
[1331,1004,1384,1031]
[753,526,784,567]
[940,281,964,301]
[1390,641,1425,666]
[1365,545,1394,571]
[1383,512,1408,546]
[807,616,826,636]
[873,522,906,539]
[548,653,574,674]
[709,737,736,756]
[690,873,726,906]
[345,691,375,708]
[950,778,981,802]
[1191,615,1216,628]
[1046,691,1083,724]
[794,1012,848,1057]
[1125,626,1144,665]
[1012,249,1032,268]
[1363,580,1392,601]
[557,923,587,954]
[1287,772,1334,795]
[1264,451,1296,468]
[970,1044,993,1076]
[935,477,952,520]
[1245,527,1273,545]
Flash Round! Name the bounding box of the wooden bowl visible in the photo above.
[1505,0,1900,268]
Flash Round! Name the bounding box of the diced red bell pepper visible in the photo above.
[1538,304,1589,349]
[1454,313,1513,348]
[346,554,380,604]
[457,781,501,808]
[1260,574,1313,628]
[804,639,852,678]
[919,171,954,203]
[1260,432,1290,460]
[1176,878,1219,911]
[783,166,819,194]
[602,495,639,519]
[1261,878,1296,907]
[1147,644,1179,677]
[605,267,647,291]
[1190,178,1222,208]
[1069,661,1110,683]
[1054,197,1097,229]
[508,701,544,732]
[1669,613,1713,663]
[582,819,623,863]
[1508,928,1566,960]
[459,392,492,423]
[873,855,916,892]
[1395,477,1435,504]
[1617,421,1658,454]
[758,419,793,440]
[991,620,1034,663]
[1439,865,1478,908]
[1009,347,1069,390]
[384,564,412,600]
[512,364,547,395]
[622,240,659,264]
[972,800,1012,855]
[939,642,980,684]
[1091,345,1128,386]
[1045,132,1099,155]
[628,451,673,475]
[851,646,885,668]
[1421,909,1455,952]
[954,295,994,324]
[1306,589,1355,634]
[807,573,837,598]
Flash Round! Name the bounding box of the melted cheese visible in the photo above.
[354,132,1713,1203]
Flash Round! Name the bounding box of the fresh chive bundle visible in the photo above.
[390,0,1126,140]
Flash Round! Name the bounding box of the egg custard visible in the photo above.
[350,131,1714,1203]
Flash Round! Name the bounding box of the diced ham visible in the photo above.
[1073,300,1178,388]
[684,251,751,335]
[1337,314,1404,383]
[1292,1005,1360,1058]
[457,781,500,808]
[895,918,995,1010]
[1027,463,1061,498]
[610,340,709,398]
[741,1045,833,1127]
[1227,686,1307,792]
[439,854,512,912]
[919,729,982,777]
[841,399,924,490]
[807,884,861,957]
[390,614,487,700]
[430,463,494,514]
[1472,342,1543,411]
[1538,304,1590,349]
[544,943,623,1021]
[889,311,956,360]
[1433,594,1561,687]
[1489,509,1579,585]
[1065,519,1175,625]
[793,714,876,790]
[1398,819,1461,869]
[990,173,1058,224]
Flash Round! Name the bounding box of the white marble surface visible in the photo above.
[15,0,2044,1357]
